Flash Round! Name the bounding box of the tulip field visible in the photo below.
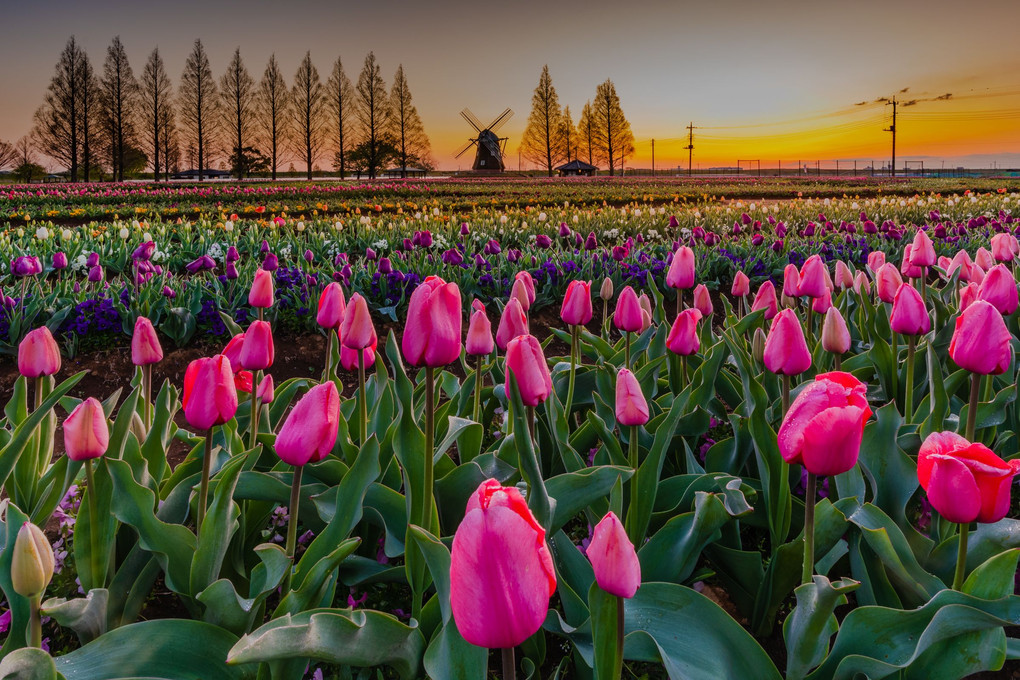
[3,177,1020,679]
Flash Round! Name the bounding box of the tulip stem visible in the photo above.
[325,331,334,378]
[806,306,813,347]
[905,337,916,422]
[526,405,536,443]
[615,595,626,680]
[953,522,970,590]
[966,373,980,441]
[423,367,436,533]
[472,354,484,425]
[142,364,152,431]
[248,370,261,450]
[286,465,303,561]
[782,374,791,416]
[625,332,631,369]
[565,325,578,416]
[677,289,683,316]
[628,425,638,471]
[602,300,609,338]
[919,268,927,306]
[802,471,817,585]
[502,646,516,680]
[197,428,212,535]
[890,332,898,406]
[84,459,104,588]
[358,349,367,445]
[681,356,689,389]
[34,376,43,411]
[29,595,41,649]
[834,354,842,371]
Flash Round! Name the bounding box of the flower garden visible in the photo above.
[2,177,1020,679]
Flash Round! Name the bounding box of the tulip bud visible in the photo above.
[249,268,275,308]
[505,334,553,407]
[977,264,1018,315]
[131,316,163,366]
[63,397,109,461]
[495,297,529,351]
[561,280,593,327]
[587,512,641,598]
[949,300,1011,375]
[600,277,614,301]
[509,277,531,313]
[821,307,851,355]
[18,327,62,378]
[182,355,239,430]
[875,263,903,304]
[731,271,750,297]
[257,374,275,403]
[693,284,713,317]
[751,328,766,364]
[764,308,811,376]
[466,305,495,356]
[918,431,1020,524]
[613,286,644,333]
[402,276,463,367]
[240,320,275,371]
[889,283,931,336]
[275,382,340,466]
[798,255,827,298]
[666,246,695,289]
[340,293,377,351]
[782,264,801,298]
[11,522,54,599]
[317,282,347,330]
[615,368,649,426]
[751,281,778,320]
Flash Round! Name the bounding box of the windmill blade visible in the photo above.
[460,109,483,133]
[488,108,514,133]
[482,137,502,160]
[454,140,477,159]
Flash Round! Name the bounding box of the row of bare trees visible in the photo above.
[9,37,433,181]
[519,65,635,176]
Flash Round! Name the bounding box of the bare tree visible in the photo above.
[15,137,34,166]
[577,100,596,168]
[0,139,16,171]
[325,56,354,179]
[220,47,255,179]
[591,79,634,176]
[519,65,563,176]
[290,52,325,180]
[160,104,180,178]
[179,39,218,179]
[354,52,391,180]
[386,65,431,176]
[559,106,577,165]
[32,37,86,180]
[256,55,288,180]
[79,53,101,182]
[100,36,138,181]
[139,48,173,181]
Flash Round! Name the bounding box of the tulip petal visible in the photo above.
[926,455,982,524]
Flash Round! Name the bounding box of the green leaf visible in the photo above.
[42,589,109,645]
[0,647,58,680]
[783,576,860,680]
[0,501,32,655]
[639,491,735,584]
[197,543,290,636]
[588,584,622,680]
[547,466,632,535]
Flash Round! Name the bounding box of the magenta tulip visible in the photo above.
[821,307,851,355]
[693,284,713,317]
[240,320,275,371]
[275,382,340,466]
[666,308,702,356]
[587,511,641,599]
[561,280,593,326]
[751,281,778,320]
[949,300,1011,375]
[798,255,828,298]
[764,309,811,376]
[505,334,553,407]
[783,264,801,298]
[613,286,644,333]
[495,297,529,351]
[182,355,239,431]
[402,276,463,367]
[875,263,903,304]
[615,368,649,426]
[977,264,1018,315]
[340,293,377,351]
[731,271,750,297]
[249,268,274,308]
[466,305,495,356]
[889,284,930,336]
[316,283,347,330]
[666,246,695,289]
[910,229,936,267]
[918,431,1020,525]
[63,397,109,461]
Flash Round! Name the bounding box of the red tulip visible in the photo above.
[731,271,750,297]
[821,307,851,355]
[917,431,1020,524]
[340,293,376,351]
[977,264,1018,315]
[587,511,641,598]
[693,284,713,317]
[249,268,275,308]
[275,382,340,466]
[666,246,695,289]
[63,397,109,461]
[240,320,275,371]
[505,334,552,407]
[450,479,556,649]
[561,280,593,326]
[949,300,1011,375]
[615,368,649,426]
[495,297,529,351]
[466,305,494,356]
[875,263,903,304]
[613,286,644,333]
[751,281,778,320]
[317,283,346,330]
[798,255,827,298]
[889,283,930,336]
[131,316,163,366]
[182,355,239,430]
[777,371,872,476]
[18,327,61,378]
[783,264,801,298]
[910,229,936,267]
[666,308,702,356]
[764,308,811,376]
[402,276,463,367]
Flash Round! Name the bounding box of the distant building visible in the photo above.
[382,167,428,179]
[556,159,598,177]
[171,169,231,180]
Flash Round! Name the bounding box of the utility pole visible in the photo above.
[884,96,897,177]
[684,122,695,175]
[651,138,655,176]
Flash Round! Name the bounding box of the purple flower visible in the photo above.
[87,265,104,283]
[226,262,239,280]
[484,239,501,255]
[163,286,176,299]
[442,248,464,266]
[132,241,156,261]
[584,232,598,250]
[304,249,314,264]
[263,253,279,271]
[379,257,392,274]
[52,252,68,270]
[535,234,552,249]
[11,256,42,277]
[460,222,470,236]
[558,222,571,238]
[260,240,270,255]
[185,257,206,274]
[86,252,100,267]
[365,247,377,262]
[668,215,679,228]
[226,246,240,262]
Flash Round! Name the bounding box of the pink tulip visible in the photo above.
[959,282,980,312]
[666,308,702,356]
[340,293,376,351]
[615,368,649,426]
[889,284,930,336]
[666,246,695,289]
[949,250,976,282]
[222,332,246,374]
[811,289,832,315]
[853,271,871,296]
[798,255,827,298]
[514,271,536,306]
[510,277,532,312]
[240,320,275,371]
[917,431,1020,524]
[63,397,109,461]
[834,261,854,291]
[821,307,851,355]
[317,283,346,330]
[867,251,886,274]
[910,229,936,267]
[182,355,239,430]
[18,327,62,378]
[495,297,529,351]
[505,334,553,407]
[975,247,995,272]
[693,284,713,317]
[257,374,275,403]
[991,233,1018,263]
[731,271,750,297]
[340,339,377,372]
[778,371,872,476]
[587,511,641,598]
[450,479,556,649]
[875,263,903,304]
[402,276,463,367]
[782,264,801,298]
[751,281,778,320]
[561,280,593,326]
[613,286,644,333]
[937,256,953,277]
[466,305,495,356]
[949,300,1011,375]
[977,264,1018,315]
[249,268,274,308]
[275,382,340,466]
[900,244,924,280]
[131,316,163,366]
[764,308,811,376]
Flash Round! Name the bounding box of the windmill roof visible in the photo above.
[556,160,598,171]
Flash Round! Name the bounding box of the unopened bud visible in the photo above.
[12,522,54,599]
[751,328,767,364]
[600,277,614,301]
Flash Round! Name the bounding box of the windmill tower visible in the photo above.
[455,108,513,172]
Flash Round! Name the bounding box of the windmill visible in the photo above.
[454,108,513,172]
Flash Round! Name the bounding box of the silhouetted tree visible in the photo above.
[290,52,325,181]
[139,48,173,181]
[591,79,633,176]
[220,47,255,179]
[100,36,137,181]
[32,37,87,181]
[558,105,576,165]
[519,65,563,176]
[256,55,288,180]
[0,139,16,171]
[577,100,596,169]
[325,56,354,179]
[179,39,218,179]
[354,52,391,180]
[387,65,431,176]
[79,53,101,182]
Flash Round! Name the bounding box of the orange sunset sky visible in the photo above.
[1,0,1018,172]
